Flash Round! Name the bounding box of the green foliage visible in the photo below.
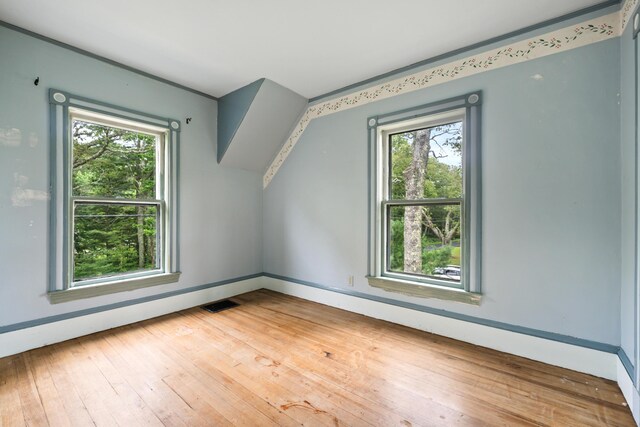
[72,120,159,282]
[422,246,453,276]
[423,160,462,199]
[390,133,412,199]
[389,218,405,271]
[388,216,458,276]
[72,120,156,198]
[450,246,461,264]
[390,125,462,199]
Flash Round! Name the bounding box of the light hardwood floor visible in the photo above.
[0,289,635,426]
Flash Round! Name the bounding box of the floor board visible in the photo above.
[0,289,635,426]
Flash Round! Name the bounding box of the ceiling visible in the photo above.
[0,0,608,99]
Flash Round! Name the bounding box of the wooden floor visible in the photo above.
[0,290,634,426]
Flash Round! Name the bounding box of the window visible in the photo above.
[49,90,180,302]
[367,93,481,303]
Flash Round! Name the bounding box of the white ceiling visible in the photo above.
[0,0,606,99]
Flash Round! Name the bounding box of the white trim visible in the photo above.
[263,11,620,188]
[5,274,639,419]
[618,358,640,424]
[262,276,617,380]
[0,277,263,358]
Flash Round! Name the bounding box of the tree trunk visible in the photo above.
[423,207,459,247]
[443,209,459,246]
[403,129,431,273]
[146,233,156,267]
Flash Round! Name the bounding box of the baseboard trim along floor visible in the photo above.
[1,274,638,422]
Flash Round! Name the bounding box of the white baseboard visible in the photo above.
[0,276,263,358]
[3,274,638,422]
[262,277,618,380]
[618,358,640,425]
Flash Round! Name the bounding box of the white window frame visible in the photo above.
[48,90,181,303]
[366,92,482,304]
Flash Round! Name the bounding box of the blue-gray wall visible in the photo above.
[620,9,639,382]
[0,5,633,364]
[263,38,622,346]
[0,25,263,327]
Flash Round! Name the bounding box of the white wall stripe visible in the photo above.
[263,10,621,188]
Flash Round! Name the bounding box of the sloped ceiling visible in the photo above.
[218,79,307,172]
[0,0,607,98]
[217,79,265,163]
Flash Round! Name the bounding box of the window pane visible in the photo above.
[73,203,159,283]
[388,204,462,283]
[72,119,158,199]
[390,121,463,200]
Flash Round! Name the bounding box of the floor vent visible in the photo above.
[202,300,239,313]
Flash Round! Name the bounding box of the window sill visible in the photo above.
[366,275,481,305]
[48,272,181,304]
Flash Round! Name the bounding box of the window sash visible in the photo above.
[382,200,464,289]
[382,119,466,289]
[383,198,462,206]
[382,112,466,202]
[68,112,167,286]
[386,119,464,199]
[73,196,164,205]
[70,199,165,287]
[67,108,169,288]
[70,113,165,201]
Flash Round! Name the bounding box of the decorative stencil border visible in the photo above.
[264,11,620,188]
[621,0,638,31]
